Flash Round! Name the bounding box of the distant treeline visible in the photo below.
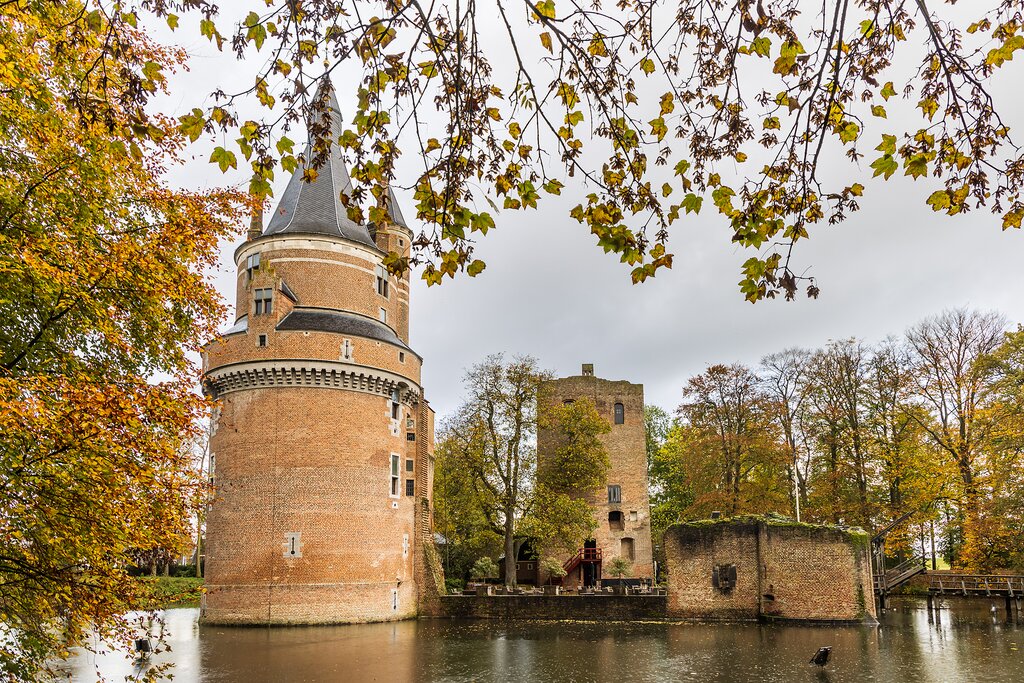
[647,308,1024,573]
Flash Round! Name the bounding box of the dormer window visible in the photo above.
[254,288,273,315]
[246,253,261,277]
[375,264,389,298]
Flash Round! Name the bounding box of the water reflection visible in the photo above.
[61,598,1022,682]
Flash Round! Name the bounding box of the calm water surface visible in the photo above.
[61,598,1023,682]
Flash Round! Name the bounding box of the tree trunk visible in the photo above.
[958,461,983,571]
[503,515,516,590]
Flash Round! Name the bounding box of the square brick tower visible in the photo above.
[537,364,654,585]
[200,82,443,624]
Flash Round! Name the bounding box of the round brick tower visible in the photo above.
[201,84,437,624]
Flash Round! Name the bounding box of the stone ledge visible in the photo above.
[437,594,667,621]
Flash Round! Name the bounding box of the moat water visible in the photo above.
[61,598,1022,682]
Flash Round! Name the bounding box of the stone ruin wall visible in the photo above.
[664,518,876,623]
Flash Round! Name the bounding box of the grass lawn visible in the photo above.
[136,576,204,609]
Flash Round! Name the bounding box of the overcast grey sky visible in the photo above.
[155,9,1024,419]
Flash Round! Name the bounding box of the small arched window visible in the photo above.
[614,402,625,424]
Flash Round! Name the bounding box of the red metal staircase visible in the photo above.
[563,547,602,576]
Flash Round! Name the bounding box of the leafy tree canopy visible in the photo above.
[0,2,245,678]
[138,0,1024,299]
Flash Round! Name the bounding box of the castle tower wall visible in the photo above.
[201,81,437,624]
[202,231,435,624]
[537,365,654,582]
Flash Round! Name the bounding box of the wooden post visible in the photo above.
[926,594,934,611]
[929,521,937,571]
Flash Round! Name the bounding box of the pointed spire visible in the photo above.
[263,80,377,248]
[386,186,408,229]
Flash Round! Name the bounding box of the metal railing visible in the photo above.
[563,547,602,573]
[931,574,1024,596]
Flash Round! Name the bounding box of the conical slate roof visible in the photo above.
[265,82,402,247]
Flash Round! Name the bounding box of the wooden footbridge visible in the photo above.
[872,511,1024,617]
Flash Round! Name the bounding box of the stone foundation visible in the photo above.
[437,594,667,621]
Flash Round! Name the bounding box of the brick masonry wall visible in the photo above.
[664,518,876,623]
[537,371,654,581]
[205,328,422,381]
[437,595,668,621]
[759,524,874,622]
[664,520,761,620]
[203,386,427,624]
[202,228,439,625]
[234,234,411,343]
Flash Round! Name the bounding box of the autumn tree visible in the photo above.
[528,397,611,556]
[672,364,790,516]
[437,358,615,587]
[433,435,504,583]
[984,327,1024,569]
[760,348,813,519]
[122,0,1024,300]
[0,3,244,678]
[803,339,876,527]
[644,404,672,478]
[438,355,548,588]
[906,309,1007,570]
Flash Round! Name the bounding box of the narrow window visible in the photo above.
[629,510,638,523]
[246,252,261,277]
[379,307,388,324]
[341,339,353,361]
[391,389,400,420]
[399,351,406,363]
[608,485,621,504]
[392,588,399,611]
[405,479,415,496]
[398,238,404,247]
[621,537,635,562]
[258,334,267,347]
[406,458,414,472]
[390,454,400,498]
[375,264,389,298]
[406,432,415,441]
[614,402,625,424]
[254,288,273,315]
